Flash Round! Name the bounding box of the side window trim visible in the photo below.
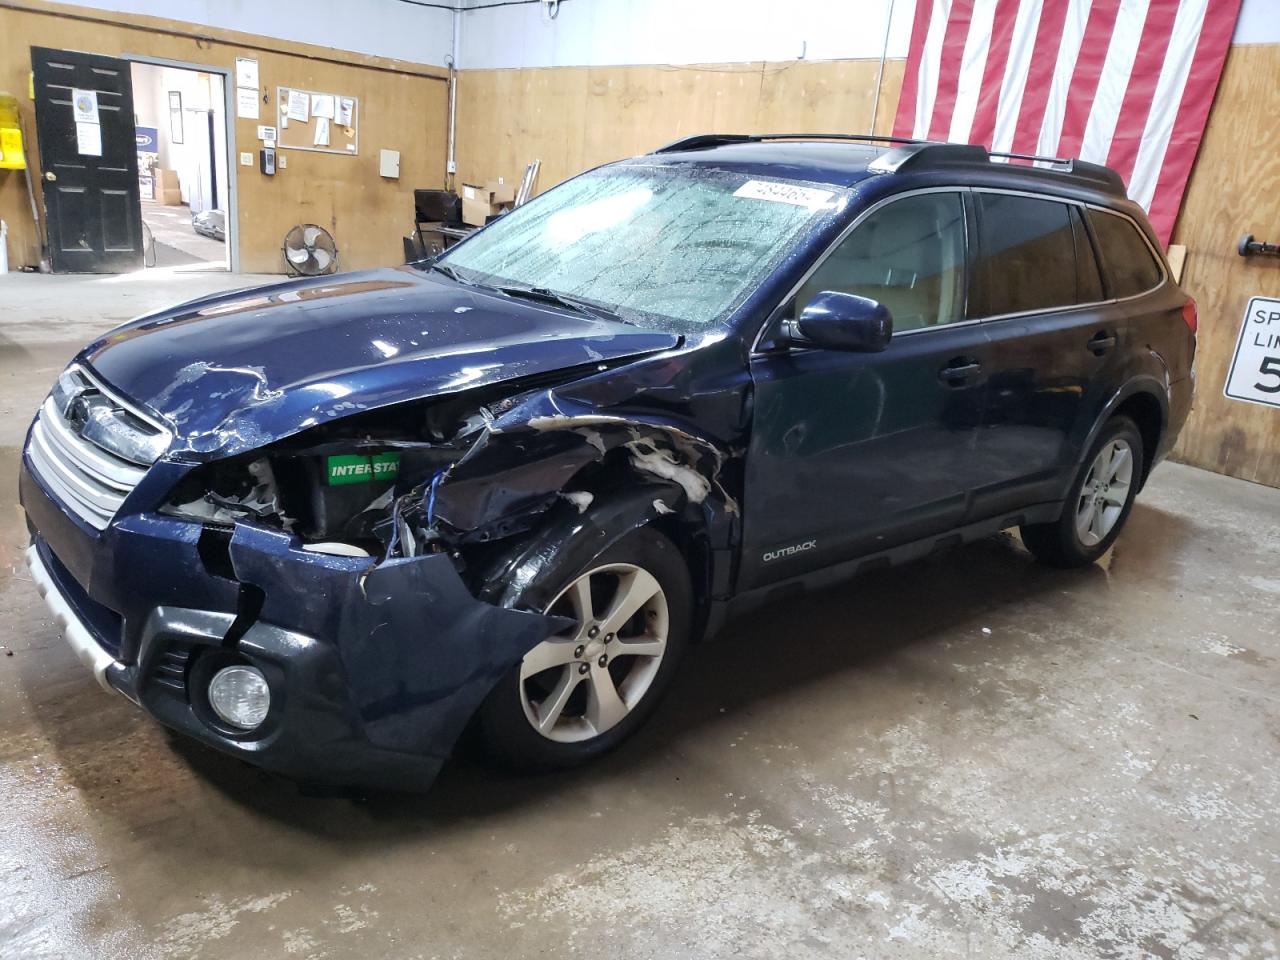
[1075,204,1111,300]
[751,186,974,354]
[1068,204,1107,303]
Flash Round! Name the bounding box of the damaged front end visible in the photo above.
[159,365,740,594]
[23,359,742,791]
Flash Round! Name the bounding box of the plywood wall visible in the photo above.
[455,58,905,193]
[1166,43,1280,488]
[0,0,449,273]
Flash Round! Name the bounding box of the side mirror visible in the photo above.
[784,291,893,352]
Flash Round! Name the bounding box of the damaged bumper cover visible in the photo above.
[20,459,561,792]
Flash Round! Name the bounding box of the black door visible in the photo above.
[966,192,1128,519]
[32,46,144,273]
[740,191,991,590]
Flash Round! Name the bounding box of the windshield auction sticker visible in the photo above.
[733,180,835,208]
[1224,296,1280,408]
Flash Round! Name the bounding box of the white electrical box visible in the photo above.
[379,149,400,179]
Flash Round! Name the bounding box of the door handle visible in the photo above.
[44,171,57,182]
[939,358,981,383]
[1088,332,1117,355]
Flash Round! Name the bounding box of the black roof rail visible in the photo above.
[651,133,1127,197]
[651,133,927,153]
[869,142,1126,196]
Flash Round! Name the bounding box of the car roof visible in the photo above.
[637,140,889,189]
[629,134,1129,205]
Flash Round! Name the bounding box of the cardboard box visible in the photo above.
[459,177,515,226]
[487,178,515,205]
[156,168,183,205]
[460,197,511,226]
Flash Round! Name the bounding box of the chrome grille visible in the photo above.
[26,367,168,531]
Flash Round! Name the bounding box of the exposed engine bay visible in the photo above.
[160,368,736,593]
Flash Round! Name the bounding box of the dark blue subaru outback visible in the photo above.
[21,135,1195,791]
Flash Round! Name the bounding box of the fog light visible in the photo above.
[207,665,271,730]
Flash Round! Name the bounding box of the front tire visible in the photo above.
[477,527,691,771]
[1021,415,1144,568]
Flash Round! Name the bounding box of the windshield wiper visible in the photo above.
[429,261,479,286]
[496,284,626,324]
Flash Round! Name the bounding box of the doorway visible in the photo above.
[128,61,230,271]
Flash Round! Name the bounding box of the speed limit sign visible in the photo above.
[1225,296,1280,408]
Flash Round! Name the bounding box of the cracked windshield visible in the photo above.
[436,165,843,330]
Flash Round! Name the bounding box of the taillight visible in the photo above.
[1182,298,1198,335]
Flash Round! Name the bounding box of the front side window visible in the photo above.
[436,165,842,332]
[1088,208,1163,299]
[792,191,967,331]
[972,193,1081,317]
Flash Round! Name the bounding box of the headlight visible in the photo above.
[51,365,171,465]
[207,665,271,730]
[50,368,82,416]
[79,395,170,464]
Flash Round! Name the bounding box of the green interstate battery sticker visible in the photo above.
[326,452,401,486]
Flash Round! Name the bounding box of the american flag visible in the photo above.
[891,0,1242,244]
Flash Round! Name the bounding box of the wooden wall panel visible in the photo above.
[456,58,904,195]
[0,0,448,273]
[1168,43,1280,487]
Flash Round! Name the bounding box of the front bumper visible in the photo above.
[21,455,559,792]
[26,544,118,694]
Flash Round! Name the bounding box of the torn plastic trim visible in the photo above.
[403,389,741,552]
[480,482,689,613]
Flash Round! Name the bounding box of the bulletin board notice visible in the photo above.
[276,86,360,156]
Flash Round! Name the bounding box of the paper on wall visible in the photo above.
[287,89,310,122]
[71,89,99,124]
[75,120,102,156]
[234,57,259,90]
[336,97,354,126]
[314,116,330,147]
[236,87,260,120]
[311,94,335,120]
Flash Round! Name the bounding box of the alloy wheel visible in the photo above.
[518,563,669,743]
[1075,438,1134,547]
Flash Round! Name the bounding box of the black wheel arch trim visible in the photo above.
[1071,375,1168,496]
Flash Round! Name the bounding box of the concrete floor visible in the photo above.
[1,272,1278,959]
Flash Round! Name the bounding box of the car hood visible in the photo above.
[79,267,680,458]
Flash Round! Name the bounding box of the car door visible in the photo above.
[31,46,144,273]
[967,190,1130,519]
[740,189,992,590]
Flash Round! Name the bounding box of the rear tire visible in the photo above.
[1021,416,1144,568]
[477,527,691,772]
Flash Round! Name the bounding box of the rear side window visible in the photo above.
[1088,208,1163,298]
[793,191,966,331]
[972,193,1079,316]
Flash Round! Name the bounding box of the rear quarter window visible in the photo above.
[1088,208,1164,299]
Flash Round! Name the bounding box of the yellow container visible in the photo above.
[0,93,26,170]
